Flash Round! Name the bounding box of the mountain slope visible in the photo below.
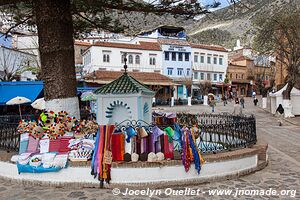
[187,0,300,48]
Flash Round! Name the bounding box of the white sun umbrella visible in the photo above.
[31,98,45,110]
[6,96,31,119]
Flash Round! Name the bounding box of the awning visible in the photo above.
[0,81,44,105]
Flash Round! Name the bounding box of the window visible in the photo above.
[177,68,183,76]
[128,55,133,64]
[200,55,204,63]
[266,75,269,80]
[200,73,204,80]
[214,74,217,81]
[213,57,217,64]
[103,54,110,63]
[194,55,198,63]
[219,74,223,81]
[230,73,232,79]
[135,55,140,64]
[167,68,173,75]
[178,53,183,61]
[194,72,198,79]
[150,57,156,65]
[186,69,190,76]
[185,53,189,61]
[207,73,211,80]
[241,74,244,79]
[172,52,176,61]
[121,54,126,63]
[236,74,238,79]
[207,56,211,64]
[165,52,169,60]
[219,57,223,65]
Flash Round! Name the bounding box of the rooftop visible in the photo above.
[86,70,173,86]
[189,43,228,52]
[92,41,161,51]
[92,72,156,95]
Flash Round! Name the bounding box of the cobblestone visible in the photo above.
[0,97,299,199]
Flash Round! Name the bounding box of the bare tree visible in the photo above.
[0,46,36,81]
[253,4,300,100]
[197,81,212,96]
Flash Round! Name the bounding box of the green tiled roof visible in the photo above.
[94,73,155,95]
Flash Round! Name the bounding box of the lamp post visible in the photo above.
[123,53,128,73]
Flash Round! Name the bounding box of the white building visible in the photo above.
[82,25,229,100]
[82,41,162,74]
[191,43,228,97]
[0,46,37,81]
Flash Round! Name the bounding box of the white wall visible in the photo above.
[161,45,192,79]
[96,93,153,125]
[0,47,37,80]
[83,45,162,74]
[192,48,228,83]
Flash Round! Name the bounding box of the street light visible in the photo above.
[123,53,128,73]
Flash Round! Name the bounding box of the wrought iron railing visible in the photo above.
[116,113,256,154]
[0,122,19,152]
[0,113,256,154]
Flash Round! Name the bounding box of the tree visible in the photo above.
[0,46,37,81]
[0,0,211,118]
[253,4,300,100]
[197,81,212,96]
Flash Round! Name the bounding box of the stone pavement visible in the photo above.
[0,97,299,200]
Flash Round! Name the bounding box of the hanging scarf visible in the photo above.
[91,125,115,185]
[190,127,205,165]
[182,128,192,172]
[164,126,174,143]
[173,123,183,150]
[189,133,201,174]
[91,128,100,177]
[125,126,136,143]
[152,126,164,142]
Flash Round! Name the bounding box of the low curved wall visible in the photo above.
[0,145,268,188]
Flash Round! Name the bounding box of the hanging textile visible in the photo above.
[182,128,192,172]
[111,133,125,161]
[164,127,174,143]
[91,125,115,187]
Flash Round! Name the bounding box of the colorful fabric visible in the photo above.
[164,127,174,143]
[111,133,125,161]
[91,125,115,185]
[182,128,192,172]
[125,126,136,143]
[162,135,174,159]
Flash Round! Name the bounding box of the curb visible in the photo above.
[0,145,268,189]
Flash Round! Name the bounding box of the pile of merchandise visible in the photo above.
[14,111,99,173]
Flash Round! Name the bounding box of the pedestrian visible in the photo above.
[209,97,216,113]
[253,98,258,106]
[252,91,256,98]
[233,99,243,116]
[275,104,284,126]
[221,95,227,106]
[240,96,245,108]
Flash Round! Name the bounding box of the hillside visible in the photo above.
[187,0,300,48]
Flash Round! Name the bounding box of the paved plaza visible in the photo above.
[0,97,299,200]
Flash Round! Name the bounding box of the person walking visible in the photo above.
[253,97,258,106]
[233,99,243,116]
[275,104,284,126]
[240,96,245,108]
[209,97,216,113]
[221,95,227,106]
